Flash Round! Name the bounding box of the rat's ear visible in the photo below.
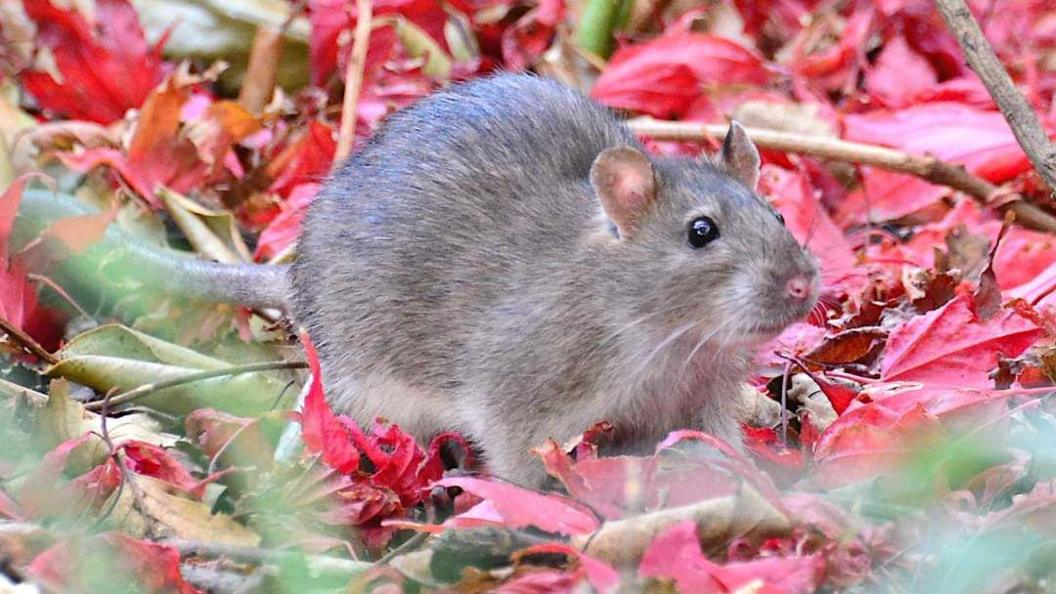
[590,146,656,239]
[716,121,760,190]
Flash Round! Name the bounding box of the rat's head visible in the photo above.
[590,123,819,346]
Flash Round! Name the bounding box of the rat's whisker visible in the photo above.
[629,320,700,381]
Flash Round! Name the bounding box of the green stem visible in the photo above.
[575,0,633,60]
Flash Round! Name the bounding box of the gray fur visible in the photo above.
[291,74,819,487]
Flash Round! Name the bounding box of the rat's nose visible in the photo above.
[786,276,811,301]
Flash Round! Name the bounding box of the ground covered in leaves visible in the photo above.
[3,0,1056,592]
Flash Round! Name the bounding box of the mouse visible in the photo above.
[17,73,820,488]
[288,74,819,487]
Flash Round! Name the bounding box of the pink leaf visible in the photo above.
[881,294,1042,386]
[591,34,770,119]
[864,36,937,108]
[640,521,823,593]
[20,0,168,124]
[435,476,599,536]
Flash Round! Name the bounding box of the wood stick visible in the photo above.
[238,27,283,114]
[934,0,1056,192]
[334,0,373,165]
[0,316,57,364]
[165,538,370,576]
[627,118,1056,233]
[82,360,307,412]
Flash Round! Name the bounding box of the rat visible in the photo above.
[288,74,818,487]
[17,73,819,488]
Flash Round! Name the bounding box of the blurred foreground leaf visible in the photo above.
[47,325,298,415]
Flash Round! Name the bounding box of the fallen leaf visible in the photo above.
[19,0,169,124]
[592,33,770,118]
[640,520,823,593]
[27,532,201,594]
[135,475,261,546]
[880,294,1042,387]
[436,476,600,536]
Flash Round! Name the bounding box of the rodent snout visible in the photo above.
[786,276,811,301]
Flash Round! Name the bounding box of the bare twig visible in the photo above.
[238,27,284,113]
[334,0,374,165]
[165,538,370,576]
[627,119,1056,233]
[377,531,429,565]
[98,389,156,539]
[28,273,92,320]
[82,360,307,412]
[934,0,1056,192]
[0,316,57,364]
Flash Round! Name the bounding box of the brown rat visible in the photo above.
[288,74,819,487]
[16,74,818,487]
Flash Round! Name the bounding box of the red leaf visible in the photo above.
[435,476,600,536]
[812,383,1013,487]
[845,103,1031,182]
[14,436,121,521]
[307,0,451,86]
[254,183,321,260]
[501,0,565,70]
[880,294,1042,386]
[57,75,260,207]
[266,122,337,198]
[120,441,208,499]
[813,376,860,416]
[298,334,363,475]
[20,0,168,124]
[591,34,770,119]
[0,174,61,347]
[864,36,937,108]
[743,426,807,471]
[535,430,781,520]
[839,103,1033,222]
[17,434,98,519]
[788,7,874,92]
[297,334,456,507]
[639,520,824,593]
[28,532,200,594]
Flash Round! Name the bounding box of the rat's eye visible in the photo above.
[688,216,720,248]
[774,211,786,226]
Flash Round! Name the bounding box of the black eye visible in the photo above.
[774,211,785,225]
[688,216,720,248]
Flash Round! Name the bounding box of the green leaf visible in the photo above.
[48,325,298,415]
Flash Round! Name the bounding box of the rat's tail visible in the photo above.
[14,188,289,311]
[135,250,289,309]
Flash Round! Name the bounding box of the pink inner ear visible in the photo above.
[614,168,650,208]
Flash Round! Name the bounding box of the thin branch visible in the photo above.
[28,273,92,320]
[334,0,374,165]
[934,0,1056,192]
[83,360,307,412]
[377,531,429,565]
[238,26,284,114]
[0,316,57,364]
[627,119,1056,234]
[165,538,370,576]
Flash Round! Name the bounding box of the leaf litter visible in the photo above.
[3,0,1056,592]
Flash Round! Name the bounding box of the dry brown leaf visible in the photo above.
[569,484,789,567]
[134,475,261,546]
